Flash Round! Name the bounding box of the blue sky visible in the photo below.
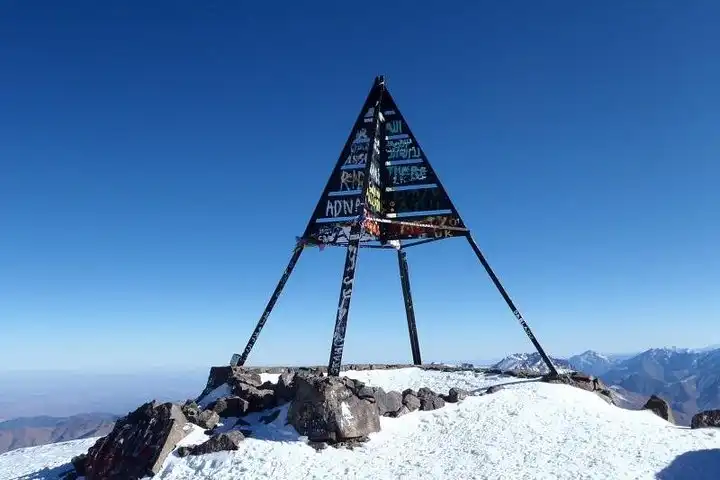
[1,1,718,372]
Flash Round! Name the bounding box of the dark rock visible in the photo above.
[195,410,220,430]
[199,367,263,400]
[402,390,421,412]
[209,396,250,418]
[333,435,370,450]
[485,385,504,395]
[84,400,189,479]
[374,388,403,416]
[188,431,244,456]
[541,372,616,405]
[70,453,87,476]
[239,428,253,437]
[287,374,380,443]
[417,387,445,411]
[356,385,377,401]
[691,409,720,429]
[260,409,281,424]
[275,372,297,403]
[390,405,411,418]
[233,382,276,412]
[308,441,327,451]
[643,395,675,423]
[176,446,191,458]
[446,387,470,402]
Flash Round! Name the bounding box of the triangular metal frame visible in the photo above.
[231,76,559,377]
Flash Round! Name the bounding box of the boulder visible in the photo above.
[444,387,470,402]
[84,401,189,479]
[643,395,675,423]
[374,388,404,416]
[691,409,720,429]
[199,367,263,399]
[402,389,421,412]
[274,372,297,403]
[287,375,380,443]
[233,382,276,412]
[208,396,250,418]
[187,431,244,456]
[485,385,504,395]
[417,387,445,411]
[181,401,220,430]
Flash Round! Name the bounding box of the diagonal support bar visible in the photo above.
[465,234,559,377]
[232,243,304,367]
[397,249,422,365]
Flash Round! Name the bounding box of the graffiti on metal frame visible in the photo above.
[328,239,359,374]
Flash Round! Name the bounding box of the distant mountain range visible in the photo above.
[0,412,117,454]
[492,346,720,425]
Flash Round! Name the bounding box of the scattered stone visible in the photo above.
[374,388,404,416]
[691,409,720,429]
[84,401,189,479]
[402,389,421,412]
[541,372,616,405]
[333,435,370,450]
[643,395,675,423]
[288,374,380,443]
[208,396,250,418]
[417,387,445,411]
[445,387,470,402]
[308,441,327,451]
[260,409,281,424]
[176,446,191,458]
[188,431,245,456]
[485,385,504,395]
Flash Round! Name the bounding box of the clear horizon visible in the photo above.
[2,2,719,373]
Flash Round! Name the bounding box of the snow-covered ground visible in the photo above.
[2,367,719,480]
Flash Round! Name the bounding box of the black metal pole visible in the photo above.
[397,249,422,365]
[327,77,386,376]
[232,243,304,367]
[465,234,559,377]
[327,234,362,376]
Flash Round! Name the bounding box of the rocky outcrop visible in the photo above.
[541,372,616,405]
[643,395,675,423]
[690,409,720,429]
[287,375,380,443]
[83,401,189,479]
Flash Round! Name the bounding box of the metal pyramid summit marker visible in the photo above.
[232,75,558,377]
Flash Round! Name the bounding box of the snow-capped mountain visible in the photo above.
[568,350,619,377]
[1,367,719,480]
[491,352,572,374]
